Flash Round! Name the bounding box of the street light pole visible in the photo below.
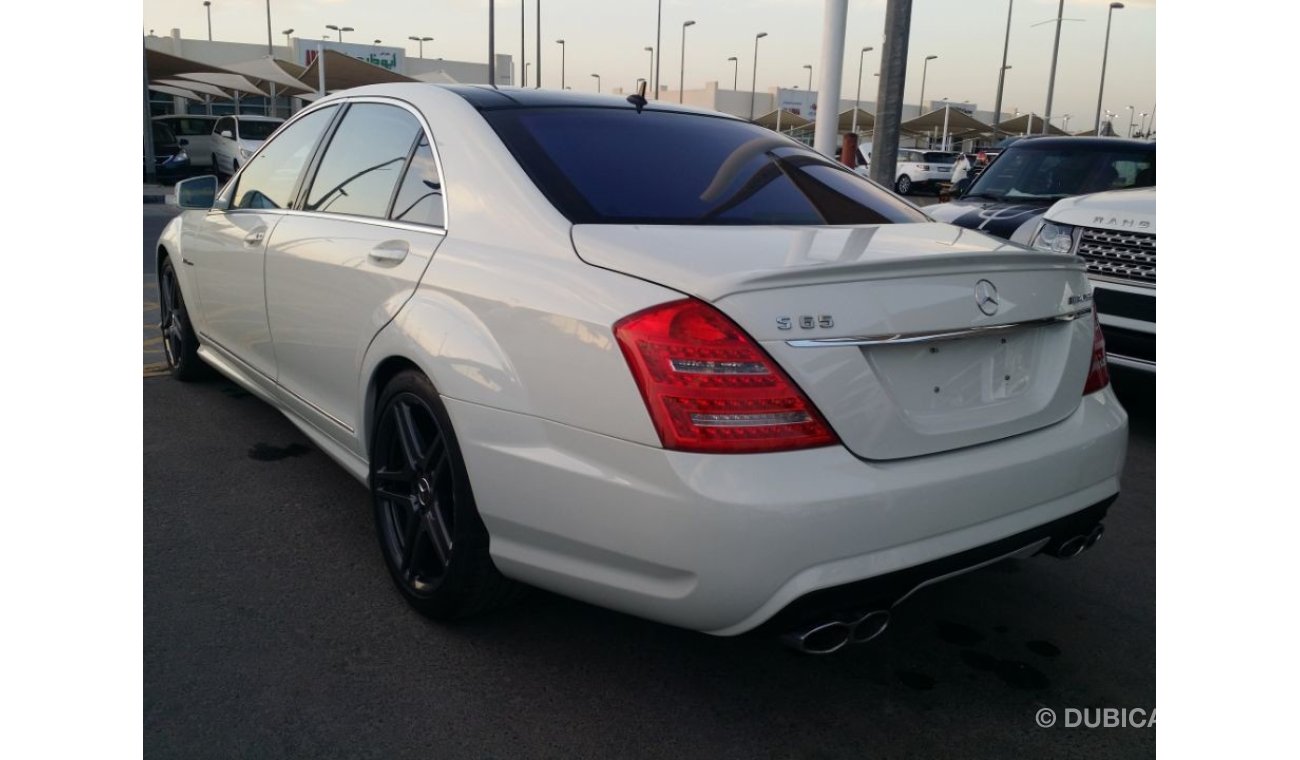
[802,63,812,116]
[409,36,432,58]
[918,54,937,118]
[728,56,738,90]
[1043,0,1064,134]
[1125,104,1135,137]
[1094,3,1124,133]
[679,20,695,103]
[750,32,767,120]
[204,1,212,41]
[326,25,353,43]
[654,0,663,99]
[536,0,541,88]
[520,1,526,86]
[556,39,565,89]
[591,73,600,92]
[854,46,873,134]
[264,0,273,55]
[282,28,293,49]
[993,0,1012,127]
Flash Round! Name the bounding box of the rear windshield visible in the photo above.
[923,152,958,163]
[966,143,1155,202]
[482,107,927,225]
[237,119,282,140]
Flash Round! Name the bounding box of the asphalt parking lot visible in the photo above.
[143,203,1155,758]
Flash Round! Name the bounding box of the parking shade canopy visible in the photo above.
[751,109,811,130]
[837,108,875,132]
[174,72,268,97]
[149,84,205,101]
[221,56,315,95]
[994,113,1069,136]
[298,48,417,93]
[900,107,995,136]
[154,78,232,99]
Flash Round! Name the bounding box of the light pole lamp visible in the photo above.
[374,39,382,45]
[679,20,695,104]
[556,39,566,89]
[853,46,874,134]
[326,25,353,43]
[750,32,767,121]
[282,28,293,48]
[918,55,937,117]
[1094,2,1124,133]
[204,1,213,41]
[727,56,738,90]
[645,47,654,94]
[591,72,600,92]
[409,36,433,58]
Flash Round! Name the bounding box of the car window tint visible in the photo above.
[216,117,233,136]
[305,104,420,219]
[390,136,445,227]
[232,106,337,211]
[484,107,927,225]
[237,119,281,141]
[967,144,1156,200]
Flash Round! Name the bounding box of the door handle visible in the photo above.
[368,240,409,264]
[243,230,265,245]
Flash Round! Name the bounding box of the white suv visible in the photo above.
[211,115,284,178]
[894,149,958,195]
[1030,186,1156,372]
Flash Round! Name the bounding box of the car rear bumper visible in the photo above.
[446,388,1128,635]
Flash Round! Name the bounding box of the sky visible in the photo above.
[142,0,1155,128]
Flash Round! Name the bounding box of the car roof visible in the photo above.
[1002,136,1153,151]
[232,115,283,122]
[438,84,738,119]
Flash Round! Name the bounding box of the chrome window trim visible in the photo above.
[785,307,1093,348]
[223,95,451,233]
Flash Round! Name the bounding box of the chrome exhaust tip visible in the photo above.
[850,610,891,644]
[781,620,852,655]
[1056,535,1088,558]
[1085,523,1104,549]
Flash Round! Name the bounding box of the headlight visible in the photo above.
[1031,221,1076,254]
[239,147,253,159]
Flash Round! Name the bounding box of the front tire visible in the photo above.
[370,370,521,620]
[159,257,206,381]
[896,175,913,194]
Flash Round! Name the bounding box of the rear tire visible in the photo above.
[896,175,913,195]
[370,370,523,620]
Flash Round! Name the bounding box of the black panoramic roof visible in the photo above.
[441,84,731,117]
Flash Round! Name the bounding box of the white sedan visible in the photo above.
[157,84,1127,654]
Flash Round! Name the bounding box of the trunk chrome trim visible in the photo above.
[784,307,1093,348]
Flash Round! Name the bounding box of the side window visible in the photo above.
[304,104,421,219]
[215,117,232,137]
[232,106,337,211]
[390,136,445,227]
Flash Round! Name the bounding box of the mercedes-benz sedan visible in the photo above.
[157,84,1127,654]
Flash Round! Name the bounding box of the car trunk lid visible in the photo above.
[573,223,1096,460]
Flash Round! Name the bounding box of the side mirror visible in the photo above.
[173,175,219,209]
[220,130,233,139]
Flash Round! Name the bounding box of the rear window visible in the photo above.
[923,152,958,163]
[483,107,926,226]
[237,119,282,140]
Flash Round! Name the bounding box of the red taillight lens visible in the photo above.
[614,299,839,453]
[1083,310,1110,395]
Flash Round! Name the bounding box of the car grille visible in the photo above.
[1075,227,1156,285]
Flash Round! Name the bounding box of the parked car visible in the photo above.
[1029,187,1155,373]
[147,121,190,180]
[157,84,1127,654]
[893,148,959,194]
[926,136,1155,242]
[154,115,219,168]
[210,114,284,177]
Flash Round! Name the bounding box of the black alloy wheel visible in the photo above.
[896,175,912,195]
[159,258,205,381]
[370,370,521,619]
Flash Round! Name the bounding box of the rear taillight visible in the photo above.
[1083,310,1110,395]
[614,299,839,453]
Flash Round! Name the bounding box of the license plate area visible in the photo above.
[864,329,1043,421]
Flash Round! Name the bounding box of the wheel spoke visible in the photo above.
[424,438,448,482]
[399,507,424,574]
[393,401,425,473]
[375,482,411,505]
[424,502,453,569]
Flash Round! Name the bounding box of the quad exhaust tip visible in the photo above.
[781,609,891,655]
[1051,522,1105,559]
